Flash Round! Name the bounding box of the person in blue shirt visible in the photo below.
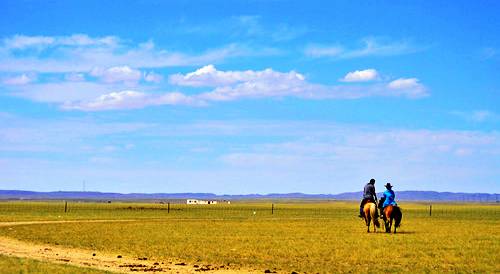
[379,183,397,217]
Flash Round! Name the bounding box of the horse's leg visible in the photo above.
[367,217,370,233]
[385,207,393,233]
[384,211,389,232]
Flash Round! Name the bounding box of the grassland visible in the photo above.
[0,254,111,273]
[0,201,498,273]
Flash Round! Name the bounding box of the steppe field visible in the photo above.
[0,200,498,273]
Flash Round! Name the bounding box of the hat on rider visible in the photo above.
[385,183,393,189]
[369,178,375,184]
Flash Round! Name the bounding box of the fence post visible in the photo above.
[429,204,432,216]
[64,201,68,213]
[271,203,274,215]
[167,202,170,214]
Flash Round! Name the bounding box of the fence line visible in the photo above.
[0,200,498,220]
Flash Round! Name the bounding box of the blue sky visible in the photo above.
[0,1,498,194]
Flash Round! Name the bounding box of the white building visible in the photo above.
[186,199,230,205]
[186,199,217,205]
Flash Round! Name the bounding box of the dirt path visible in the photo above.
[0,220,263,273]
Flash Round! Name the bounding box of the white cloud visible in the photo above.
[3,35,55,49]
[61,90,200,111]
[65,73,85,82]
[62,90,147,111]
[56,34,118,47]
[90,66,142,84]
[171,65,427,102]
[305,37,421,59]
[340,69,378,82]
[388,78,418,89]
[144,71,163,83]
[387,78,428,98]
[198,75,308,101]
[171,65,308,101]
[3,63,429,111]
[2,73,36,85]
[170,64,305,88]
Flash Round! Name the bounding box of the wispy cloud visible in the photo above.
[305,37,422,59]
[1,117,498,192]
[65,72,85,82]
[2,73,37,85]
[8,81,115,102]
[144,71,163,83]
[480,47,498,60]
[232,15,308,42]
[3,34,118,49]
[217,126,500,192]
[0,115,153,153]
[181,15,308,43]
[61,90,201,111]
[0,34,266,73]
[90,66,142,84]
[451,110,499,123]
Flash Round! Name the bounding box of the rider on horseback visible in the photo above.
[359,178,378,218]
[379,183,397,218]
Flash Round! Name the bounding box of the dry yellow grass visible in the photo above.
[0,201,498,273]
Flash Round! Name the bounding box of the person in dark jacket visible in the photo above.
[359,178,378,218]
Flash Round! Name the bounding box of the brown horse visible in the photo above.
[363,201,380,233]
[382,205,402,233]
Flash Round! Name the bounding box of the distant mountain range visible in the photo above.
[0,190,498,202]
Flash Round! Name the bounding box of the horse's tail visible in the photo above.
[373,216,380,228]
[370,204,380,228]
[394,206,402,228]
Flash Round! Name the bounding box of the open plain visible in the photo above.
[0,201,498,273]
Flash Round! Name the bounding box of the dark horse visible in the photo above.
[381,205,402,233]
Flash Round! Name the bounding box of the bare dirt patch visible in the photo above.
[0,220,260,273]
